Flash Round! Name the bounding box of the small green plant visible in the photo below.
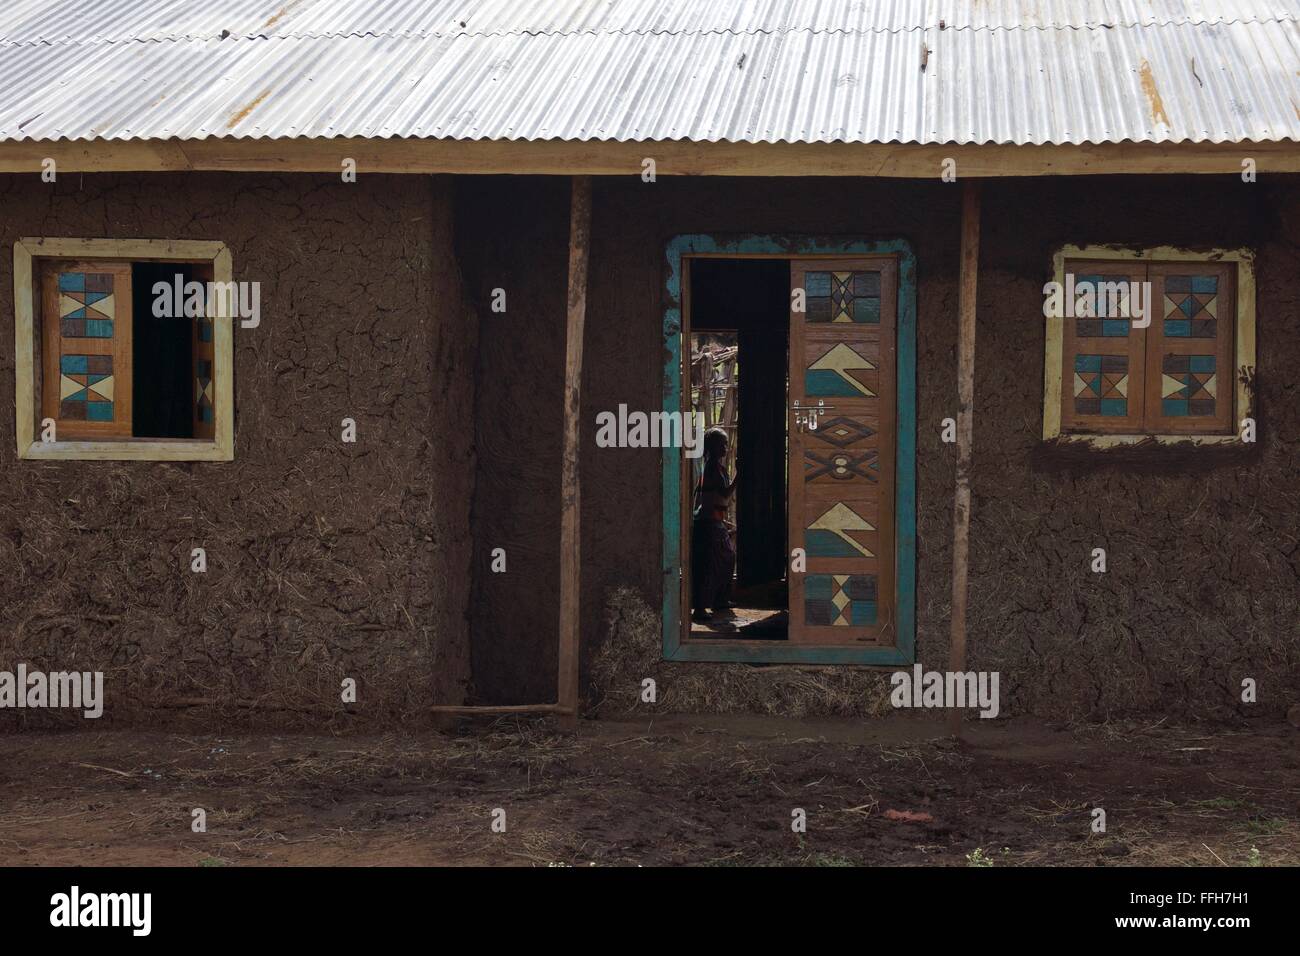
[1246,847,1263,867]
[1192,797,1247,811]
[1244,816,1285,836]
[197,857,227,867]
[966,847,995,867]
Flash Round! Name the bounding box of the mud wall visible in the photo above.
[458,173,1300,720]
[0,172,475,728]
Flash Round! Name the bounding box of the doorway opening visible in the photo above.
[688,258,790,639]
[670,243,911,665]
[665,238,915,665]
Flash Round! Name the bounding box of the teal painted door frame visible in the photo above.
[662,235,917,665]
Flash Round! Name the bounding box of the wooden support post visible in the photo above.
[948,180,981,738]
[557,176,592,730]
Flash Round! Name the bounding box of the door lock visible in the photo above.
[791,399,833,432]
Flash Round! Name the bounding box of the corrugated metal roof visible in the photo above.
[0,1,1297,145]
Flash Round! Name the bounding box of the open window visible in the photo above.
[1043,246,1255,445]
[14,238,234,460]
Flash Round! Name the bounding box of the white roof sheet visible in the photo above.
[0,0,1296,145]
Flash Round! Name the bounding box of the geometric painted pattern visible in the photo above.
[195,359,214,424]
[804,448,878,482]
[58,272,116,338]
[806,271,881,324]
[1075,273,1133,337]
[1073,354,1128,416]
[1161,355,1216,416]
[59,354,114,421]
[806,342,877,397]
[1163,275,1217,339]
[813,416,875,448]
[805,573,878,626]
[806,501,874,558]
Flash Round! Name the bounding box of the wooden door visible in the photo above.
[788,258,897,645]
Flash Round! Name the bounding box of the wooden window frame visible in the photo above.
[14,238,234,461]
[1043,245,1256,446]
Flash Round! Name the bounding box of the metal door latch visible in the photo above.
[792,399,833,432]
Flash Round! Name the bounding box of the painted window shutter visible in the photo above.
[41,260,133,439]
[1058,260,1147,434]
[788,258,897,646]
[1145,262,1235,435]
[192,284,216,440]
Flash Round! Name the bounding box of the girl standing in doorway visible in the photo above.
[691,427,738,625]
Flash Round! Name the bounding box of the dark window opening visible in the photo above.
[131,262,195,439]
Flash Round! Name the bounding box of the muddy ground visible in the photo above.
[0,715,1296,867]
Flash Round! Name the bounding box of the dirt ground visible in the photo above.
[0,715,1296,867]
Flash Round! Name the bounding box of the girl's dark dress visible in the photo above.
[691,458,736,614]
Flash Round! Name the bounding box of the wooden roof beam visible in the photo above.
[0,138,1295,176]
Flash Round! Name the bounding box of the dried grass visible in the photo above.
[590,585,896,718]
